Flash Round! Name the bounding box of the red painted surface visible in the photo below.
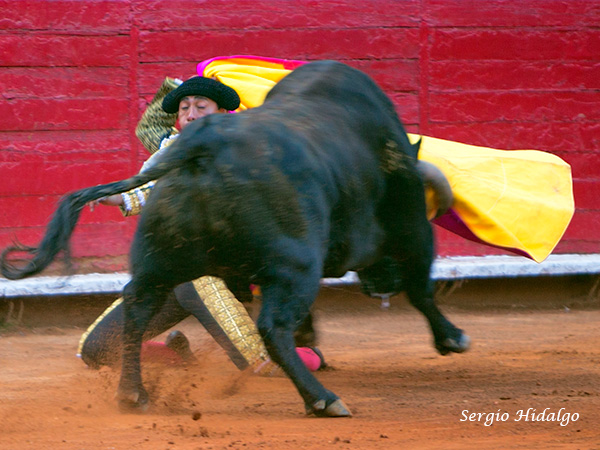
[1,0,598,273]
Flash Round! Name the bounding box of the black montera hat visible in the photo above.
[162,77,240,113]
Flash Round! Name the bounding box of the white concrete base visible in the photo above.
[2,254,599,298]
[321,253,600,286]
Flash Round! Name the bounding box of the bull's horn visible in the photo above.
[417,160,453,218]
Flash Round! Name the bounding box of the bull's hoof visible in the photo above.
[436,333,471,355]
[116,389,150,413]
[307,399,352,417]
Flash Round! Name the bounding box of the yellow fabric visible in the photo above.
[202,58,294,110]
[408,134,574,263]
[198,56,574,263]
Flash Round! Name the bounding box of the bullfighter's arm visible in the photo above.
[119,77,180,216]
[135,77,180,154]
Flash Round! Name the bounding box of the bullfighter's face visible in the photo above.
[178,96,227,129]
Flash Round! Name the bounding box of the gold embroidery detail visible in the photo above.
[77,297,123,356]
[193,277,269,366]
[135,77,180,154]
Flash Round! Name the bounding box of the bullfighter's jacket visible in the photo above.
[119,77,180,217]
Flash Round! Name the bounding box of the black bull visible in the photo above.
[1,61,469,417]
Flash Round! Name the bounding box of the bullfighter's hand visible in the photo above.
[88,194,124,211]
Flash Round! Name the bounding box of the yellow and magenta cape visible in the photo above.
[197,56,574,263]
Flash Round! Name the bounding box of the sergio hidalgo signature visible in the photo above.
[461,408,579,427]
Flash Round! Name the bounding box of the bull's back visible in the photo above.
[136,61,416,274]
[266,60,412,154]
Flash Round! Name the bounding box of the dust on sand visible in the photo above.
[1,278,599,449]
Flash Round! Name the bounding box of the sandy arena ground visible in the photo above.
[1,277,599,449]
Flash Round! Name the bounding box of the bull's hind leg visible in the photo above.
[256,271,351,417]
[117,280,171,412]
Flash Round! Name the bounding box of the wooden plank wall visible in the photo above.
[1,0,598,273]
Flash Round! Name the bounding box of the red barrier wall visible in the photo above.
[1,0,598,273]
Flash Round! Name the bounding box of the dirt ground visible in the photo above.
[1,276,599,450]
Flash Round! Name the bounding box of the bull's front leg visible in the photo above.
[116,281,164,412]
[401,247,470,355]
[384,168,469,355]
[392,218,470,355]
[257,276,351,417]
[407,279,471,355]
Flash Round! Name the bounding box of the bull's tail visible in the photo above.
[1,168,165,280]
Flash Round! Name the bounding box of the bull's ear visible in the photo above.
[411,137,422,158]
